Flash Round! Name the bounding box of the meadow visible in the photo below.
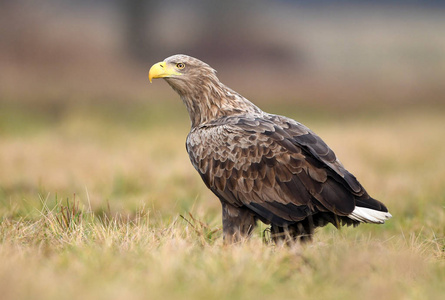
[0,99,444,300]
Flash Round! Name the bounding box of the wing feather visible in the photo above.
[186,114,370,224]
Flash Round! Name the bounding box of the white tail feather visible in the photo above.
[348,206,392,224]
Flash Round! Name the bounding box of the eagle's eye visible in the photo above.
[176,63,185,69]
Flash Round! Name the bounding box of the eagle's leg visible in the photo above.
[221,202,257,243]
[270,217,315,244]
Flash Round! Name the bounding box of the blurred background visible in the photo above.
[2,0,445,108]
[1,0,445,216]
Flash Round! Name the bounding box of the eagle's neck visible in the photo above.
[167,77,262,128]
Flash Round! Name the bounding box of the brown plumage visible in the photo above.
[149,54,392,243]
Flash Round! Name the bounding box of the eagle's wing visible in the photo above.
[187,114,378,226]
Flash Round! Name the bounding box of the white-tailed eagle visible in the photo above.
[149,54,391,243]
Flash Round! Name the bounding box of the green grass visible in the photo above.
[0,101,444,300]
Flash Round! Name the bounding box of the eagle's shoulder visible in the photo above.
[186,113,273,169]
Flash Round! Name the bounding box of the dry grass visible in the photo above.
[0,102,444,300]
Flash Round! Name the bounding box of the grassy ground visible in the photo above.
[0,101,444,300]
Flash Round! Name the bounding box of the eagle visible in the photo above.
[148,54,392,243]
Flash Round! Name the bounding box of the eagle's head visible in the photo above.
[149,54,219,93]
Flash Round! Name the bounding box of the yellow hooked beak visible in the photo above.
[148,61,182,83]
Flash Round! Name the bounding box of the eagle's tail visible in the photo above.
[348,196,392,224]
